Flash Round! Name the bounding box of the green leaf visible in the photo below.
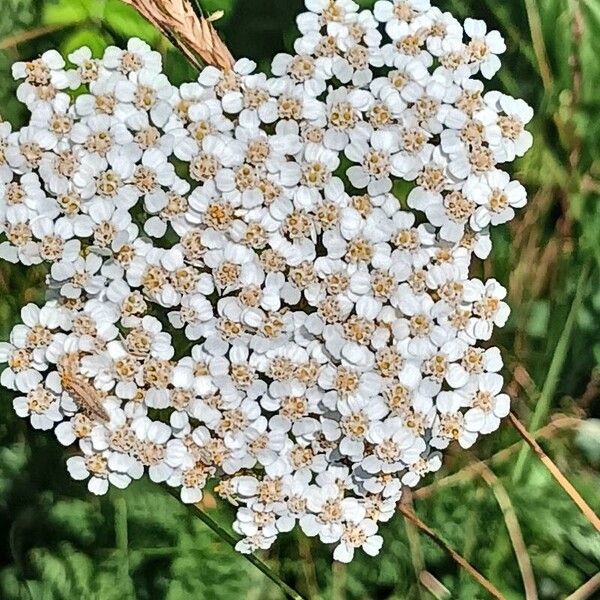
[60,28,109,59]
[594,343,600,365]
[526,300,550,338]
[42,0,89,24]
[164,49,197,85]
[103,0,160,44]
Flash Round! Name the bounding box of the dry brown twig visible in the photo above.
[401,490,426,600]
[508,412,600,532]
[397,504,506,600]
[478,464,538,600]
[418,572,450,600]
[566,572,600,600]
[121,0,234,70]
[0,23,81,51]
[414,415,582,500]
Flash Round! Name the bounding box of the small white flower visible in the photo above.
[460,372,510,434]
[333,505,383,562]
[103,38,162,75]
[50,253,105,299]
[374,1,431,40]
[463,18,505,79]
[13,383,62,430]
[465,169,527,229]
[479,92,533,162]
[345,129,402,195]
[464,278,510,340]
[115,68,174,127]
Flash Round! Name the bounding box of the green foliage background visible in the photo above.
[0,1,599,598]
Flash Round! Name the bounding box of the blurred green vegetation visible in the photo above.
[0,0,599,598]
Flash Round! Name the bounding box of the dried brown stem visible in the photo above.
[479,464,538,600]
[566,573,600,600]
[414,416,582,500]
[297,536,318,599]
[397,505,506,600]
[331,561,346,600]
[524,0,553,93]
[0,23,79,51]
[579,368,600,410]
[401,490,426,600]
[418,572,450,599]
[508,413,600,532]
[568,0,584,169]
[121,0,234,70]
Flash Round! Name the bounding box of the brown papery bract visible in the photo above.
[122,0,235,70]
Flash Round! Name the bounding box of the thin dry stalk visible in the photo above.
[0,23,79,51]
[523,0,553,93]
[579,369,600,411]
[479,464,538,600]
[401,490,426,600]
[297,536,318,599]
[566,573,600,600]
[414,416,582,500]
[513,261,591,482]
[122,0,234,70]
[568,0,584,169]
[397,505,506,600]
[331,562,346,600]
[508,412,600,532]
[419,572,451,599]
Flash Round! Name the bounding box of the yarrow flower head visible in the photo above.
[0,0,532,563]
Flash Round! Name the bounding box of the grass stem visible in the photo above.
[509,413,600,532]
[401,491,425,600]
[565,573,600,600]
[523,0,554,92]
[114,495,133,597]
[513,261,591,481]
[331,562,346,600]
[164,488,306,600]
[0,22,83,50]
[479,465,538,600]
[398,505,506,600]
[415,416,581,499]
[114,498,130,571]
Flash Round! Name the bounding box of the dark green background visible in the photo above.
[0,1,599,598]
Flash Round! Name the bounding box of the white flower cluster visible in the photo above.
[0,0,532,562]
